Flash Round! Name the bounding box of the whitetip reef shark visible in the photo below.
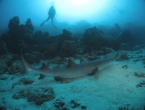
[21,53,111,82]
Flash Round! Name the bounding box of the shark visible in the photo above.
[22,53,111,82]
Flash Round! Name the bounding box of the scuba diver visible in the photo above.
[40,6,57,29]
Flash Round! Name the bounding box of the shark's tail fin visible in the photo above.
[21,49,33,73]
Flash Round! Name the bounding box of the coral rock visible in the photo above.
[12,87,55,105]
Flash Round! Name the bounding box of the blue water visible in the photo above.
[0,0,145,110]
[0,0,145,35]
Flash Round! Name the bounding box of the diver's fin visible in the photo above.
[40,22,44,27]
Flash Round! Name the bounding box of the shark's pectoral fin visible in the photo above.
[88,68,98,76]
[54,76,86,83]
[54,76,77,83]
[88,67,98,79]
[39,73,46,80]
[38,63,48,80]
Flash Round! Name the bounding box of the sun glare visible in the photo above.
[53,0,111,23]
[70,0,90,6]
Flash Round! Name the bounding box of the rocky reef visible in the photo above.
[81,27,119,52]
[0,16,143,56]
[0,16,144,75]
[0,16,144,77]
[0,15,145,110]
[12,87,55,105]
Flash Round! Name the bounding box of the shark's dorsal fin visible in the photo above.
[40,63,48,70]
[67,58,76,68]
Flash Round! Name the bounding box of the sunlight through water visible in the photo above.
[55,0,110,22]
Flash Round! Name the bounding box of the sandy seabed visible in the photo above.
[0,49,145,110]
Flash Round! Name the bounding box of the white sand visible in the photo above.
[0,49,145,110]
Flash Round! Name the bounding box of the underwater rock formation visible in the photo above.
[134,72,145,78]
[100,47,115,54]
[119,43,130,50]
[25,18,34,33]
[136,80,145,88]
[0,60,7,74]
[0,53,15,74]
[60,40,76,57]
[115,52,129,61]
[41,29,77,59]
[43,31,49,37]
[20,33,33,45]
[23,51,41,64]
[0,32,17,53]
[32,30,43,44]
[0,16,35,54]
[1,15,144,62]
[42,43,59,59]
[11,78,34,89]
[142,58,145,65]
[8,16,28,41]
[8,16,20,34]
[7,60,23,74]
[0,16,120,59]
[81,27,118,53]
[53,98,87,110]
[12,87,55,105]
[0,41,8,55]
[118,29,135,46]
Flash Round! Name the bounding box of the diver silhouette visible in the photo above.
[40,6,57,29]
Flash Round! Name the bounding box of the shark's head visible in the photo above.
[97,58,111,68]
